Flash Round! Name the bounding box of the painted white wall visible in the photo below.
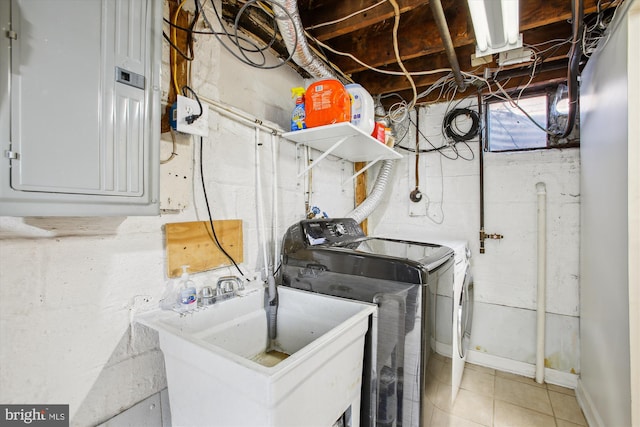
[0,2,354,426]
[577,1,638,425]
[369,103,581,376]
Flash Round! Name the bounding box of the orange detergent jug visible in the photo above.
[304,79,351,128]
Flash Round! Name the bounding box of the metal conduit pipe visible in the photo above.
[558,0,583,138]
[270,0,397,224]
[430,0,466,91]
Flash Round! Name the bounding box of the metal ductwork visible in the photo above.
[271,0,396,223]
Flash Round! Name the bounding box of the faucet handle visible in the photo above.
[216,276,243,299]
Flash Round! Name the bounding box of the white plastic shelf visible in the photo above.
[282,122,401,181]
[283,122,401,162]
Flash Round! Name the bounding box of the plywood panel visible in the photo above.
[165,220,243,278]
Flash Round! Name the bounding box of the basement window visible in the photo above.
[485,85,579,152]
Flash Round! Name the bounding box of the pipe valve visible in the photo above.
[479,229,504,253]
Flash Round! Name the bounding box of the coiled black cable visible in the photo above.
[442,107,480,142]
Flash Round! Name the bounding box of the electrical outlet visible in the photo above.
[176,94,209,136]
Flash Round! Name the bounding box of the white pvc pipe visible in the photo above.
[255,128,270,277]
[536,182,547,384]
[271,133,279,271]
[256,128,278,340]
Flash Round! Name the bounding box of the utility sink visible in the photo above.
[137,284,376,427]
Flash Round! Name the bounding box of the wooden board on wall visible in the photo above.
[165,220,243,278]
[355,162,368,235]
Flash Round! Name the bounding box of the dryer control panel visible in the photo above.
[301,218,365,246]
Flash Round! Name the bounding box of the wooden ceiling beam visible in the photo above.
[300,0,430,42]
[316,0,612,76]
[351,20,572,98]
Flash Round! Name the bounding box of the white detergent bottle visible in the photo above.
[345,83,375,134]
[177,265,197,312]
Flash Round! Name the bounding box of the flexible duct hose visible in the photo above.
[345,159,395,224]
[271,0,335,78]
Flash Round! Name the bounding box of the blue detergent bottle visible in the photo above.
[290,87,306,131]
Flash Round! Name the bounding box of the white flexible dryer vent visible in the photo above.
[271,0,396,222]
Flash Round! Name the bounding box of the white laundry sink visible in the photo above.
[137,284,376,427]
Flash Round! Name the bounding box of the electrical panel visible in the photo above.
[0,0,161,216]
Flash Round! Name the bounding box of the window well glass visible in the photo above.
[487,95,547,152]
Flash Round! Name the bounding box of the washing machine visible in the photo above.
[428,239,474,403]
[280,218,455,427]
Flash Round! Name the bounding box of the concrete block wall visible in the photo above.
[370,103,581,383]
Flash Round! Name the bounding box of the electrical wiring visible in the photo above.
[172,0,188,95]
[442,108,480,143]
[199,136,245,277]
[161,0,298,69]
[162,31,194,60]
[306,0,387,30]
[388,0,417,109]
[426,154,446,225]
[198,0,297,69]
[305,32,455,78]
[396,117,461,161]
[181,85,204,124]
[160,130,178,164]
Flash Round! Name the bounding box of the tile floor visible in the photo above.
[424,352,588,427]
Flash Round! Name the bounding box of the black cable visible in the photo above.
[396,116,459,160]
[199,137,245,277]
[443,108,480,142]
[162,31,194,61]
[197,0,297,69]
[181,86,203,124]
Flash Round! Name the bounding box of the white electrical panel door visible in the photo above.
[0,0,160,216]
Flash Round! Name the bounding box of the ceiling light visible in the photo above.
[467,0,522,57]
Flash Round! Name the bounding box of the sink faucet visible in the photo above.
[216,276,244,301]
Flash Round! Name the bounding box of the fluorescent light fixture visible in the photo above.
[467,0,522,57]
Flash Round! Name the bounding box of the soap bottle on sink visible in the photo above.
[177,265,197,312]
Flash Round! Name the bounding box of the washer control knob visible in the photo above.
[334,223,347,236]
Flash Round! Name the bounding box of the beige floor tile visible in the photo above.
[430,407,488,427]
[495,377,553,415]
[556,419,585,427]
[435,386,493,426]
[494,400,556,427]
[428,357,446,381]
[425,369,441,404]
[423,399,435,426]
[431,351,447,362]
[547,383,576,396]
[496,370,546,388]
[435,362,453,385]
[549,390,587,425]
[433,381,455,412]
[460,368,495,397]
[465,362,496,376]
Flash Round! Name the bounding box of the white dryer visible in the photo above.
[430,240,474,403]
